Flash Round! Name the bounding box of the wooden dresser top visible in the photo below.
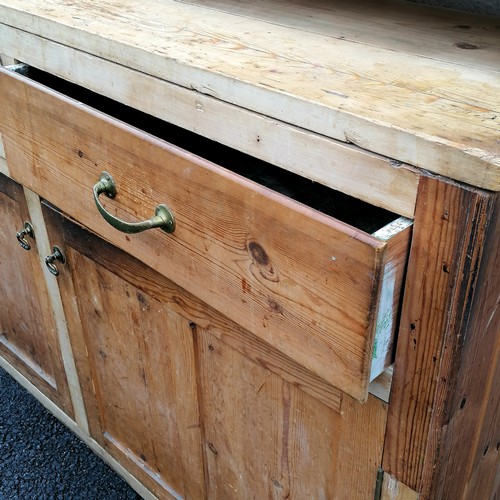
[0,0,499,196]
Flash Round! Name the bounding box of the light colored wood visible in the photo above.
[0,173,73,415]
[383,177,495,497]
[368,366,393,403]
[23,187,89,432]
[381,472,419,500]
[0,133,8,176]
[196,327,387,499]
[0,25,419,217]
[180,0,500,72]
[45,210,206,500]
[0,356,160,500]
[0,54,15,65]
[0,69,412,400]
[0,0,498,189]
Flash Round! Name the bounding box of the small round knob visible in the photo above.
[16,221,35,250]
[45,246,66,276]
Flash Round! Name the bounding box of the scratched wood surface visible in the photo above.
[432,192,500,500]
[43,204,205,499]
[383,176,496,498]
[0,0,498,189]
[45,203,388,499]
[0,68,412,400]
[0,173,73,415]
[196,327,387,499]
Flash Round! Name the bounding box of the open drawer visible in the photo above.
[0,66,411,401]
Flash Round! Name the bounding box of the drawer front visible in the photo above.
[0,68,411,400]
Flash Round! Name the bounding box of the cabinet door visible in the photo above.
[0,173,72,414]
[44,201,388,499]
[43,202,206,500]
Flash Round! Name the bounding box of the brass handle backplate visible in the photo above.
[16,221,35,250]
[45,246,65,276]
[93,172,175,235]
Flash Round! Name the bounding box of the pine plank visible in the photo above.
[196,328,387,498]
[0,0,498,189]
[0,24,419,217]
[383,177,496,496]
[180,0,500,71]
[44,206,206,499]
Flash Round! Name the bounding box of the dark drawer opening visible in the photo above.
[15,65,399,234]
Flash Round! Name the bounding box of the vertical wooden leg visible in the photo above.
[383,176,498,499]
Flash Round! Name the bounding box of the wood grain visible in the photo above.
[0,69,411,400]
[43,201,344,414]
[0,0,498,188]
[43,205,205,499]
[383,176,496,497]
[0,25,419,218]
[432,192,500,500]
[196,327,387,499]
[0,173,73,415]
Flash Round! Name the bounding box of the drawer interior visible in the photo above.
[18,65,400,235]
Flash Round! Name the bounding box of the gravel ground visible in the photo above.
[0,368,141,499]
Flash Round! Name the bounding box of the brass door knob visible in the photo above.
[45,246,65,276]
[16,221,35,250]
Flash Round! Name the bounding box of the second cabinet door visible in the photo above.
[42,202,206,499]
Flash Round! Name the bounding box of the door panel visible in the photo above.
[0,173,72,414]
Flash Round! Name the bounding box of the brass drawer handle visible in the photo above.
[16,221,35,250]
[45,246,65,276]
[93,172,175,234]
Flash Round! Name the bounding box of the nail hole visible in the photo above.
[208,344,215,351]
[410,322,416,331]
[455,42,480,50]
[483,443,490,456]
[443,263,450,274]
[460,397,466,409]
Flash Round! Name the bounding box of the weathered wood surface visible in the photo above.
[0,24,419,217]
[44,205,205,499]
[46,203,388,499]
[383,176,497,498]
[196,328,388,499]
[432,192,500,500]
[0,68,412,400]
[0,0,498,189]
[0,173,72,415]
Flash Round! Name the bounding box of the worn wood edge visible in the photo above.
[432,192,500,499]
[370,222,413,382]
[0,2,497,190]
[22,187,89,433]
[0,25,419,217]
[368,365,393,403]
[383,176,495,495]
[0,356,162,500]
[381,472,419,500]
